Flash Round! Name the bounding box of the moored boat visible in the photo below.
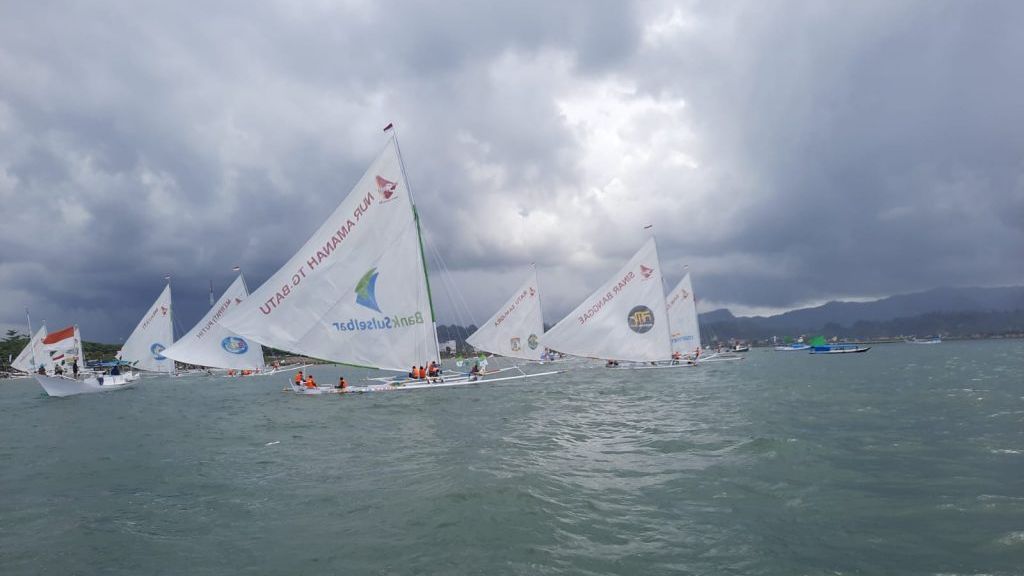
[775,342,811,351]
[809,343,870,354]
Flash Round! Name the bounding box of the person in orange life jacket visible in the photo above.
[428,362,440,377]
[336,376,348,391]
[305,374,317,388]
[294,370,304,388]
[409,366,417,379]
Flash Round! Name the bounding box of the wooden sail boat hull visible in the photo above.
[286,369,564,395]
[35,372,138,397]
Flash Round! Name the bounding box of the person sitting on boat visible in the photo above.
[37,365,46,375]
[419,365,428,380]
[305,374,317,389]
[409,366,417,379]
[671,351,682,365]
[55,364,64,376]
[336,376,348,391]
[111,364,121,376]
[294,370,304,388]
[428,361,440,378]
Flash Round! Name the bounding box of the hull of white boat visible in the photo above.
[35,373,138,397]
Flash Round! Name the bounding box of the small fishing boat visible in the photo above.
[774,342,811,351]
[806,336,869,354]
[907,336,941,344]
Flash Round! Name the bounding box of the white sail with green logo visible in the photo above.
[119,284,174,373]
[543,237,672,362]
[466,267,545,361]
[666,271,701,357]
[162,274,266,371]
[221,137,438,372]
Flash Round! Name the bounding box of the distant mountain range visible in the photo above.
[699,286,1024,341]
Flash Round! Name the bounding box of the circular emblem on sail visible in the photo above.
[221,336,249,355]
[627,305,655,334]
[150,342,167,360]
[527,334,539,350]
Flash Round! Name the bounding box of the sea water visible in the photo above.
[1,339,1022,575]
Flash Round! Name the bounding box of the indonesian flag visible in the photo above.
[42,325,76,351]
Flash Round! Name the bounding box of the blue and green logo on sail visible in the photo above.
[355,267,381,312]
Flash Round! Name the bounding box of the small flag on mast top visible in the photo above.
[383,123,394,133]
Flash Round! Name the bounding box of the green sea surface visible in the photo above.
[1,339,1022,575]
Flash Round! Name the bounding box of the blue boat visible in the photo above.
[807,336,870,354]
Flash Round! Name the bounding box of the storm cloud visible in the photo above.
[1,0,1021,341]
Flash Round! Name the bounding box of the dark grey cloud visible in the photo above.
[1,0,1021,341]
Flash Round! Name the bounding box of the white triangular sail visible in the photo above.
[466,268,545,361]
[543,238,672,362]
[221,138,437,372]
[12,326,54,373]
[161,274,266,370]
[120,284,174,373]
[666,272,702,357]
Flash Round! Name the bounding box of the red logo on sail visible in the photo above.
[160,306,168,316]
[376,176,398,203]
[640,265,654,280]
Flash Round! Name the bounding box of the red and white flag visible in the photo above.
[42,325,76,351]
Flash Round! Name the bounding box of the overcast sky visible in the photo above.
[2,0,1022,342]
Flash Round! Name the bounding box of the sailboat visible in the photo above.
[462,266,562,380]
[161,273,268,375]
[666,271,702,364]
[665,271,743,364]
[118,284,175,374]
[221,129,559,394]
[34,325,139,397]
[542,237,673,364]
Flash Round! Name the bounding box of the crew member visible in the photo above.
[336,376,348,391]
[305,374,317,389]
[294,370,304,388]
